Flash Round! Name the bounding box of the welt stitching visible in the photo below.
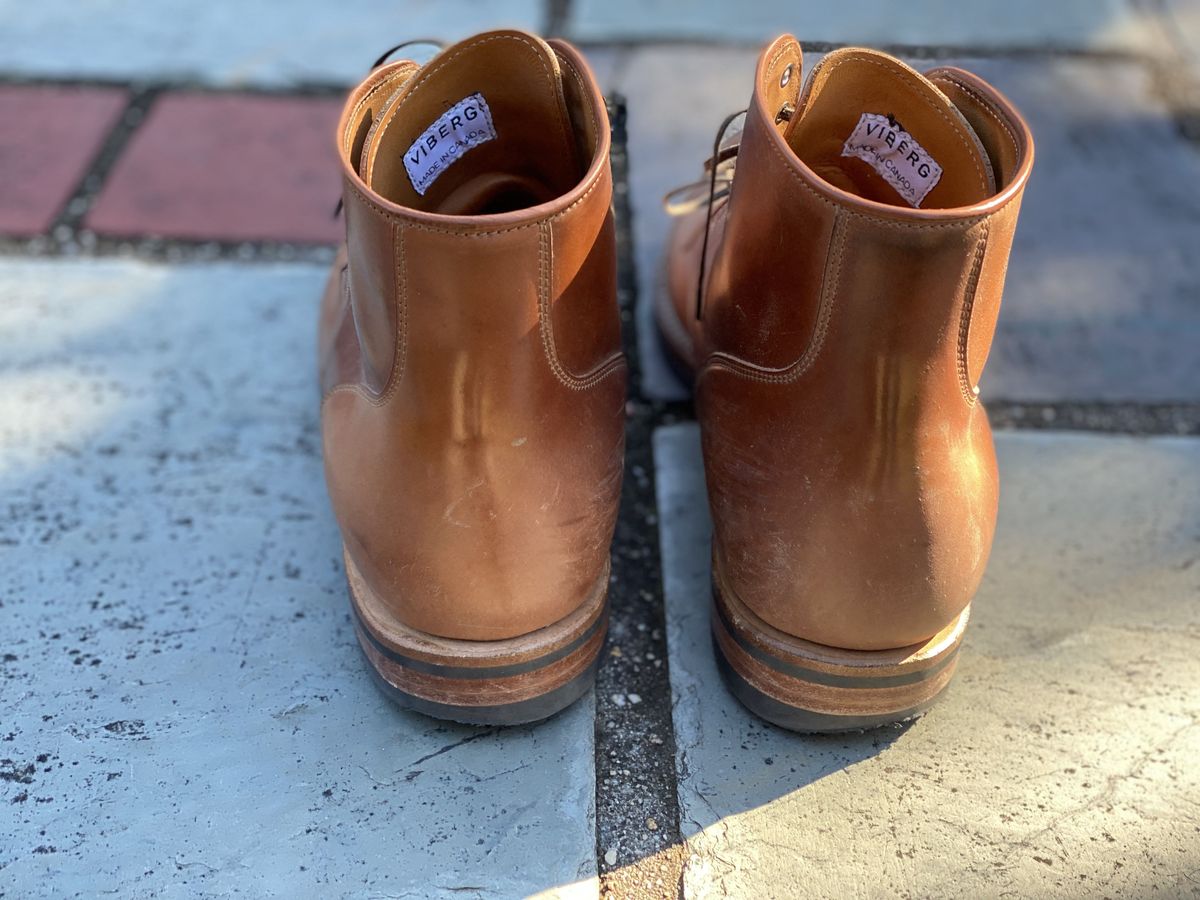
[360,86,412,179]
[814,54,989,194]
[956,223,990,406]
[546,53,589,172]
[378,223,408,404]
[368,34,559,159]
[536,221,627,391]
[323,382,388,406]
[320,227,406,410]
[762,42,796,90]
[935,75,1020,164]
[941,77,1020,157]
[343,165,605,237]
[556,53,599,151]
[702,210,846,385]
[343,66,417,156]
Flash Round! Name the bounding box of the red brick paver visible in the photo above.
[0,86,128,236]
[87,93,343,244]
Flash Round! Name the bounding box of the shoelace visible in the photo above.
[332,39,446,219]
[661,110,746,319]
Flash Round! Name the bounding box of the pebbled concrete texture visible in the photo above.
[654,423,1200,899]
[0,0,542,86]
[627,51,1200,404]
[568,0,1157,51]
[0,259,598,899]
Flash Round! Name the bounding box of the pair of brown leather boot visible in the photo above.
[318,30,1034,731]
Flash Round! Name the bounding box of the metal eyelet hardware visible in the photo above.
[775,102,795,125]
[780,63,793,88]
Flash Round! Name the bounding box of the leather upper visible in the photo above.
[320,31,627,641]
[663,38,1034,651]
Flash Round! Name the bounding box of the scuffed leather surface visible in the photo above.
[319,32,626,641]
[667,36,1034,650]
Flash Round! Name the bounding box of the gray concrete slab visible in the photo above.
[567,0,1157,52]
[0,259,597,899]
[654,422,1200,898]
[0,1,542,86]
[624,52,1200,404]
[971,57,1200,403]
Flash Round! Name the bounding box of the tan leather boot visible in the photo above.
[320,31,626,724]
[660,38,1034,731]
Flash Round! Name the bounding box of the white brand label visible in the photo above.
[403,93,497,195]
[841,113,943,207]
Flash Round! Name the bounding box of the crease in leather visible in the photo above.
[319,31,627,642]
[667,35,1034,651]
[701,209,845,382]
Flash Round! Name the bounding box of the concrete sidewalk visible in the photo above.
[0,261,596,898]
[2,2,1200,898]
[657,424,1200,898]
[3,268,1198,897]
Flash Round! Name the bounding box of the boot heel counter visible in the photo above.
[328,182,624,642]
[700,349,999,652]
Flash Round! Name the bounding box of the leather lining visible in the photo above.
[789,48,996,209]
[359,32,592,216]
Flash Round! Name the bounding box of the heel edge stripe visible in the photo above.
[712,600,958,690]
[351,601,607,681]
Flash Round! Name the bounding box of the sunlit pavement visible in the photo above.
[2,2,1199,897]
[657,424,1200,897]
[0,261,597,897]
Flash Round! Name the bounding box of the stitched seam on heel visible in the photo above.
[956,223,990,406]
[702,209,845,385]
[537,221,627,391]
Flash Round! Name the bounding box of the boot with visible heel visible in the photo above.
[660,38,1034,731]
[319,31,626,725]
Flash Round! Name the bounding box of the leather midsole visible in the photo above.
[345,547,609,677]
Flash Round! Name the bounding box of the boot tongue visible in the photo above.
[355,30,583,215]
[786,48,996,209]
